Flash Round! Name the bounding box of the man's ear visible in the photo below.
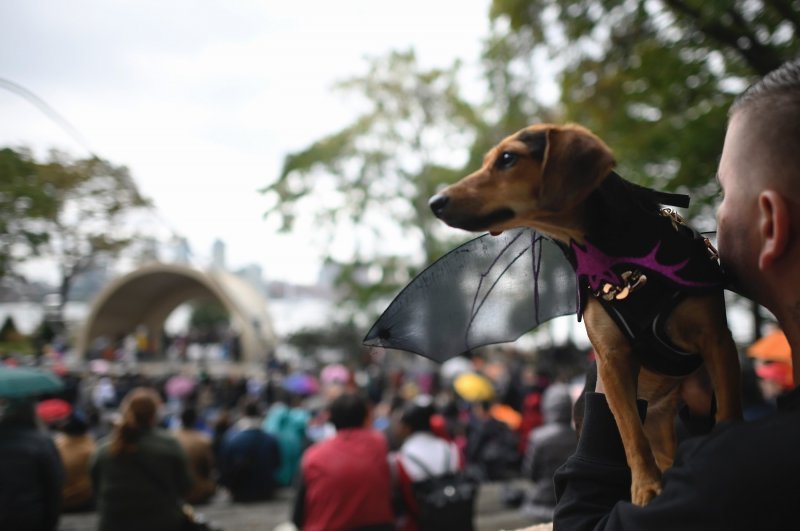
[538,126,616,211]
[757,190,789,270]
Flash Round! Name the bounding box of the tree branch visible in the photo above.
[769,0,800,38]
[664,0,784,75]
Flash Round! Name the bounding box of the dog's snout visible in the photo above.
[429,193,449,217]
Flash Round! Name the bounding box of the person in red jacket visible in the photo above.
[291,392,394,531]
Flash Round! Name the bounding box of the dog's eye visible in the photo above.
[496,151,518,170]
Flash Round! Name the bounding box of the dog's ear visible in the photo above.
[538,126,615,211]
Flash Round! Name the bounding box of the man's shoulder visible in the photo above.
[304,429,385,461]
[138,428,185,455]
[228,427,277,446]
[402,432,452,455]
[302,437,338,470]
[680,410,800,471]
[175,428,212,447]
[0,427,61,461]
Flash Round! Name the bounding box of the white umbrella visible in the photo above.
[440,356,473,381]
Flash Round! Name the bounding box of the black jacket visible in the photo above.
[554,389,800,530]
[0,424,64,531]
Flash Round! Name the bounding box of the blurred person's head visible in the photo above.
[328,392,369,431]
[180,407,197,429]
[110,387,162,456]
[0,397,36,429]
[399,395,435,436]
[213,409,232,433]
[58,410,90,436]
[541,383,574,425]
[241,399,262,419]
[472,400,493,419]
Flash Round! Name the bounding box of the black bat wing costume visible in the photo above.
[364,172,726,377]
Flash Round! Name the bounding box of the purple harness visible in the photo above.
[560,173,724,377]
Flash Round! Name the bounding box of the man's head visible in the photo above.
[328,391,369,431]
[717,59,800,312]
[180,407,197,429]
[399,395,435,434]
[242,399,261,419]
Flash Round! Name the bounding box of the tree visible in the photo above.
[488,0,798,340]
[0,316,25,343]
[262,50,487,319]
[488,0,799,224]
[0,147,151,324]
[0,316,32,356]
[0,148,58,280]
[189,300,229,343]
[286,320,365,362]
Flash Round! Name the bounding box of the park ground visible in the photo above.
[58,480,539,531]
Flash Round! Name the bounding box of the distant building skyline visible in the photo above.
[211,239,227,270]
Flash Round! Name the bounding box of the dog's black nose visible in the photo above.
[429,194,449,217]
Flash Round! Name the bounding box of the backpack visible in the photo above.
[403,447,479,531]
[477,419,520,480]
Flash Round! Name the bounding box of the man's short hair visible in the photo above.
[400,395,435,433]
[729,58,800,187]
[328,392,368,430]
[242,399,261,418]
[180,407,197,428]
[731,58,800,116]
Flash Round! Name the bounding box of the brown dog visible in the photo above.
[428,123,742,506]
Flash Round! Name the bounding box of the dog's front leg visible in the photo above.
[597,354,663,506]
[639,369,682,472]
[585,299,663,506]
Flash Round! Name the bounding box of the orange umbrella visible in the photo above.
[747,329,791,363]
[490,403,522,430]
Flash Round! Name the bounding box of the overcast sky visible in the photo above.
[0,0,491,284]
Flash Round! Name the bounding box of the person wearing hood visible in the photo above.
[219,399,281,502]
[0,397,64,531]
[262,394,310,488]
[520,382,577,523]
[54,410,96,512]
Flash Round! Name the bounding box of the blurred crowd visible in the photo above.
[0,337,791,531]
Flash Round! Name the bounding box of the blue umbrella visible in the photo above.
[0,367,64,398]
[281,373,319,396]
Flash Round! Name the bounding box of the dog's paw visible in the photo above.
[631,477,662,506]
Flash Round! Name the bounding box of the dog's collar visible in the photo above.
[604,171,690,209]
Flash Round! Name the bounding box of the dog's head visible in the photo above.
[429,123,615,238]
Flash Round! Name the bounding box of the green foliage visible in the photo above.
[0,148,58,279]
[0,316,32,355]
[262,2,798,332]
[286,320,365,361]
[0,340,34,356]
[0,147,151,321]
[0,316,25,342]
[189,301,230,336]
[32,319,57,345]
[262,50,484,316]
[489,0,799,225]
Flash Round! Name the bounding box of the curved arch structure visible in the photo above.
[76,263,276,365]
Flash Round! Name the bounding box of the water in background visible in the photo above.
[0,301,89,334]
